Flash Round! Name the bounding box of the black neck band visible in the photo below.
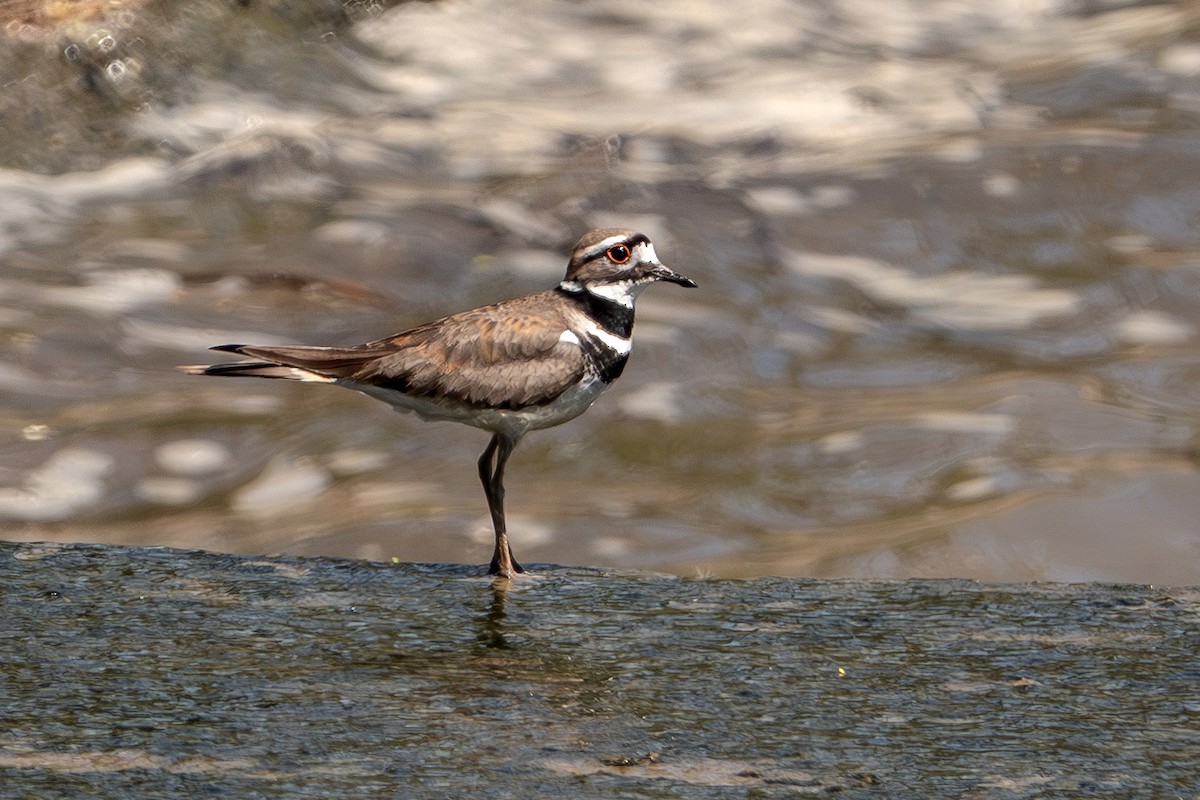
[557,285,635,338]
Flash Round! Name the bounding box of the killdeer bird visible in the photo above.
[184,229,697,578]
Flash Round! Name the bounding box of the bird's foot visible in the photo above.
[488,555,526,578]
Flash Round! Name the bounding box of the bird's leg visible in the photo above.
[478,434,524,577]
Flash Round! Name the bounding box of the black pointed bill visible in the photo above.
[649,263,698,288]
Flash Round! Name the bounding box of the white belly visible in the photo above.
[345,375,610,440]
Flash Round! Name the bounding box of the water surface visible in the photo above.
[2,0,1199,582]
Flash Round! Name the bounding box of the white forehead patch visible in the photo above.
[633,241,659,265]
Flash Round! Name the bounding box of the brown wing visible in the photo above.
[218,291,588,409]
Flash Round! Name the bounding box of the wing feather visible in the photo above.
[206,291,588,409]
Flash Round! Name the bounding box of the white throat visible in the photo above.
[585,279,648,309]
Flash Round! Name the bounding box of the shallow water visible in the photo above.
[2,0,1200,582]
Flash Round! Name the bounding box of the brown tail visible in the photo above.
[179,344,338,382]
[178,362,334,382]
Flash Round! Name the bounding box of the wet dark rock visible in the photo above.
[1,541,1196,798]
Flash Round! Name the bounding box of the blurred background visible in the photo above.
[2,0,1199,582]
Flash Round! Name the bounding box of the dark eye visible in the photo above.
[606,244,632,264]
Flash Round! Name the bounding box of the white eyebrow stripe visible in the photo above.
[580,234,635,261]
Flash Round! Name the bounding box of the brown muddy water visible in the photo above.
[2,0,1200,582]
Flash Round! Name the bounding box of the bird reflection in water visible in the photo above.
[476,581,512,650]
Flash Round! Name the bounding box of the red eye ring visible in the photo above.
[606,244,632,264]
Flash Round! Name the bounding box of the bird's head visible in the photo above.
[560,228,697,307]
